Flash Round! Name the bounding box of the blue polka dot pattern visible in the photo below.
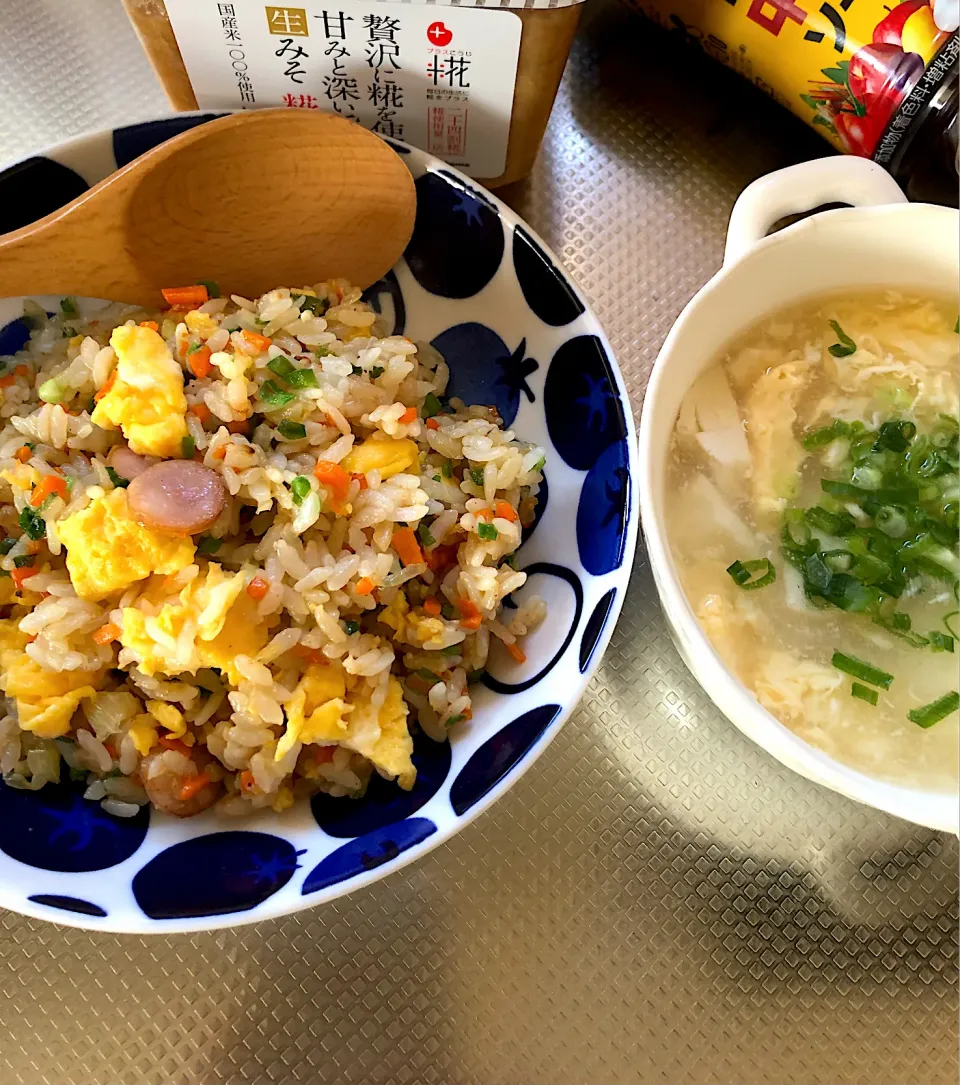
[543,336,627,472]
[483,565,582,695]
[450,705,561,816]
[512,226,586,327]
[28,894,107,918]
[579,588,617,673]
[0,318,32,357]
[112,114,225,168]
[301,818,436,895]
[576,440,631,576]
[405,173,504,299]
[361,270,406,336]
[0,156,89,234]
[133,831,302,919]
[430,323,538,428]
[0,781,148,873]
[521,471,548,545]
[311,728,451,838]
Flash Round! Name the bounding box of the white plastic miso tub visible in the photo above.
[638,156,960,834]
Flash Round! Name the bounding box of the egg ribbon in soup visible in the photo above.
[667,291,959,791]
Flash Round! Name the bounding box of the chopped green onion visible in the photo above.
[259,380,295,407]
[477,522,498,541]
[422,392,442,418]
[530,456,546,473]
[293,292,328,316]
[267,356,295,379]
[418,522,436,548]
[929,631,955,653]
[62,326,76,338]
[441,460,453,479]
[196,279,220,298]
[287,368,318,389]
[822,549,853,573]
[196,536,222,554]
[725,558,776,590]
[106,466,129,489]
[827,320,857,357]
[13,554,34,568]
[831,650,893,689]
[38,379,65,404]
[945,611,959,639]
[277,420,307,441]
[18,505,45,541]
[851,682,878,706]
[908,691,959,728]
[442,644,462,656]
[873,419,915,453]
[186,341,204,356]
[470,467,485,487]
[821,478,919,504]
[416,668,440,683]
[181,435,196,458]
[802,419,851,449]
[370,366,384,378]
[441,603,456,620]
[874,506,908,538]
[313,346,329,359]
[290,476,312,505]
[342,619,360,636]
[60,296,78,317]
[446,713,466,727]
[0,537,16,555]
[805,506,851,535]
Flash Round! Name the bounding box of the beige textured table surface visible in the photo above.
[0,2,957,1083]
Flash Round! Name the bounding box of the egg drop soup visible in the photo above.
[667,291,959,791]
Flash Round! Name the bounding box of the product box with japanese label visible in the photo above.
[123,0,586,186]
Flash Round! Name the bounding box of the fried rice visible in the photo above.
[0,282,546,817]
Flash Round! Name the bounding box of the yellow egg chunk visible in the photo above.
[276,663,351,761]
[367,677,415,789]
[196,594,272,684]
[0,643,104,740]
[91,325,188,457]
[127,714,159,756]
[58,489,195,602]
[341,436,419,479]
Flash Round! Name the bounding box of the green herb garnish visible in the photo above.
[422,392,442,418]
[287,369,318,389]
[0,537,16,555]
[370,366,384,378]
[290,476,312,504]
[196,536,222,554]
[831,651,893,689]
[442,644,462,656]
[477,522,498,541]
[18,506,45,541]
[267,355,295,379]
[106,466,129,489]
[197,279,220,298]
[828,320,857,357]
[277,420,307,440]
[929,631,955,653]
[441,460,453,479]
[725,558,776,590]
[342,619,360,636]
[418,522,436,548]
[60,297,78,318]
[259,380,295,407]
[851,682,878,706]
[13,555,34,568]
[293,292,328,316]
[470,467,484,487]
[181,435,196,458]
[908,691,959,728]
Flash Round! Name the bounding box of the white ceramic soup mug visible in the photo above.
[638,155,959,834]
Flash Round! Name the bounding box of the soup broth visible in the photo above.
[667,291,959,791]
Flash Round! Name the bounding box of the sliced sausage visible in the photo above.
[140,746,223,818]
[108,444,159,482]
[128,460,227,534]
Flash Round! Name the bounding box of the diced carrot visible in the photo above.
[495,500,518,523]
[92,622,121,646]
[239,769,257,793]
[425,542,459,573]
[0,375,16,389]
[13,365,29,378]
[95,370,117,402]
[391,527,423,567]
[399,406,417,424]
[103,739,118,759]
[506,641,527,664]
[138,320,159,332]
[313,746,336,764]
[190,403,211,423]
[475,507,494,521]
[212,445,228,460]
[355,577,376,596]
[423,596,442,617]
[314,460,351,512]
[14,446,31,463]
[159,736,191,755]
[425,417,440,430]
[351,472,368,490]
[462,708,473,721]
[240,329,272,353]
[227,419,250,435]
[11,566,37,591]
[293,644,328,665]
[457,597,483,630]
[187,344,212,379]
[460,615,483,631]
[246,574,270,601]
[25,540,42,555]
[161,285,209,308]
[30,474,67,507]
[177,772,211,801]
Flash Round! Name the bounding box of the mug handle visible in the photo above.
[723,156,908,267]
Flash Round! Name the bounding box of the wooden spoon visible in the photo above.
[0,110,416,307]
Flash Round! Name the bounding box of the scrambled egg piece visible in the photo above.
[0,620,104,739]
[58,489,195,602]
[406,611,447,650]
[145,700,190,741]
[276,663,351,761]
[378,592,409,639]
[185,310,218,339]
[120,563,246,676]
[366,678,415,790]
[91,325,188,457]
[196,594,272,684]
[341,436,418,479]
[127,713,159,756]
